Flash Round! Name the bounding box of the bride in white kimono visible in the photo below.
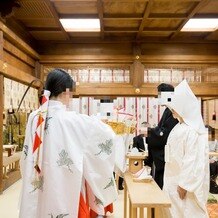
[163,80,209,218]
[19,69,118,218]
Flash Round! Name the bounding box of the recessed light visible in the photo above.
[181,18,218,32]
[60,18,100,32]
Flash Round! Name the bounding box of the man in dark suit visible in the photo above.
[145,83,178,189]
[132,122,149,152]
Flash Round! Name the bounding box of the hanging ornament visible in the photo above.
[212,100,216,121]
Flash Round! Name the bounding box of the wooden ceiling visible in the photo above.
[2,0,218,45]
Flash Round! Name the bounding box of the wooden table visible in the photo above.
[124,172,171,218]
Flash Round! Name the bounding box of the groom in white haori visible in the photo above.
[19,69,118,218]
[164,80,209,218]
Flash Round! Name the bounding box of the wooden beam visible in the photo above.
[51,0,142,1]
[43,0,71,40]
[203,32,213,41]
[5,17,37,47]
[136,0,154,39]
[0,31,3,194]
[140,54,218,64]
[0,60,41,88]
[97,0,104,38]
[104,27,138,32]
[0,74,3,194]
[74,83,144,96]
[59,12,216,21]
[37,36,218,44]
[0,20,39,59]
[51,0,97,2]
[3,40,35,67]
[104,14,142,20]
[170,0,211,39]
[40,55,134,64]
[132,44,141,56]
[69,82,218,97]
[27,27,61,32]
[193,13,218,19]
[190,83,218,97]
[203,29,218,41]
[60,14,99,19]
[149,13,187,19]
[44,0,202,2]
[143,28,176,32]
[40,53,218,65]
[43,63,130,68]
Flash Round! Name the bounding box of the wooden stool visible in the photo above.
[126,153,147,174]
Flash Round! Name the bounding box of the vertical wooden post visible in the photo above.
[0,74,3,194]
[130,44,144,90]
[35,61,44,83]
[130,59,144,89]
[35,61,44,99]
[0,30,3,194]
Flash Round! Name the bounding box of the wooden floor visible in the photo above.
[0,180,217,218]
[0,180,124,218]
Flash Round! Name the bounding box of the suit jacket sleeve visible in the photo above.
[146,108,178,149]
[144,144,153,167]
[132,136,138,149]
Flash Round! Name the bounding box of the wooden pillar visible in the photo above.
[130,59,144,89]
[35,61,44,97]
[35,61,44,82]
[0,75,3,194]
[130,44,144,91]
[0,30,3,194]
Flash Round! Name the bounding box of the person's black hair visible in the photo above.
[157,83,174,92]
[45,68,74,97]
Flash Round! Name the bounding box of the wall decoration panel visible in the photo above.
[45,67,130,84]
[3,77,39,148]
[144,67,209,84]
[4,77,38,111]
[101,69,112,83]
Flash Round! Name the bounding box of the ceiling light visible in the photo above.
[60,19,100,32]
[181,18,218,32]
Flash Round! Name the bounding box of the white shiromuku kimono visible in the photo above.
[163,80,209,218]
[19,100,118,218]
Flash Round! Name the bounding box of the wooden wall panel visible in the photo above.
[0,31,3,194]
[40,54,133,64]
[140,43,218,56]
[0,21,39,60]
[38,42,218,57]
[3,40,35,67]
[69,82,218,97]
[0,74,3,194]
[0,60,41,88]
[38,41,218,98]
[38,43,133,55]
[3,51,35,76]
